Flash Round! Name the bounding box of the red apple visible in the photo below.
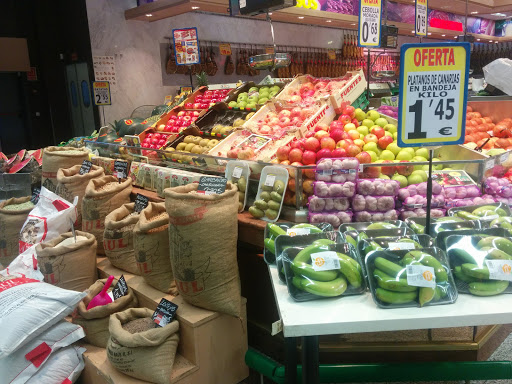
[279,117,291,127]
[332,148,347,158]
[314,81,328,90]
[330,121,344,131]
[304,137,321,152]
[304,168,315,179]
[347,130,360,141]
[280,160,291,166]
[396,160,414,176]
[290,107,302,118]
[314,130,330,140]
[343,106,356,118]
[302,150,317,165]
[336,139,353,149]
[351,118,360,127]
[378,135,393,149]
[338,114,352,124]
[184,103,193,109]
[290,117,303,126]
[177,111,186,117]
[278,110,292,119]
[380,160,396,176]
[320,137,336,150]
[305,131,315,138]
[364,134,378,144]
[277,146,291,161]
[363,166,381,178]
[289,148,303,163]
[290,140,304,151]
[372,127,385,139]
[356,151,372,164]
[346,144,362,157]
[330,128,345,143]
[316,148,332,161]
[314,123,330,132]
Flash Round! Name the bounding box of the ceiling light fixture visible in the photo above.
[269,12,273,15]
[326,20,332,22]
[191,6,200,9]
[471,11,478,14]
[428,32,432,35]
[145,13,152,17]
[477,38,481,41]
[442,34,446,37]
[298,16,304,19]
[411,30,415,33]
[489,40,493,42]
[492,13,506,17]
[351,23,356,25]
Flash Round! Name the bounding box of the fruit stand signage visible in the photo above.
[415,0,428,36]
[92,81,111,106]
[219,43,232,56]
[358,0,382,48]
[398,42,470,147]
[172,27,200,65]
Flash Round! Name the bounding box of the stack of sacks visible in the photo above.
[397,181,446,219]
[0,275,86,383]
[352,179,400,222]
[443,184,494,208]
[484,176,512,205]
[309,158,359,228]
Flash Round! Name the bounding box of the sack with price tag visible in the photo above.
[81,175,132,255]
[35,231,97,292]
[134,202,177,294]
[41,147,90,192]
[72,277,138,347]
[164,182,242,317]
[56,164,105,230]
[0,196,33,267]
[107,307,179,384]
[103,203,140,275]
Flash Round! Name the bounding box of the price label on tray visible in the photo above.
[79,160,92,175]
[264,174,276,187]
[310,251,340,272]
[406,264,436,288]
[232,166,243,179]
[485,260,512,282]
[501,153,509,163]
[286,228,310,237]
[388,242,416,250]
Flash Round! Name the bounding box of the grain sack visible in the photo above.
[104,203,140,274]
[134,203,177,294]
[82,176,132,255]
[164,182,241,317]
[35,231,97,292]
[107,307,179,384]
[0,196,33,266]
[56,164,105,229]
[25,346,86,384]
[41,146,89,192]
[72,277,138,348]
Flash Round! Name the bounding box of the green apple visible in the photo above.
[363,142,378,153]
[403,148,415,156]
[269,91,278,98]
[432,158,443,170]
[237,101,247,109]
[366,151,378,162]
[396,150,413,161]
[380,150,395,161]
[421,165,430,172]
[260,86,270,93]
[407,173,424,185]
[411,170,428,182]
[384,131,393,138]
[415,148,430,160]
[249,87,259,92]
[362,119,374,128]
[412,156,428,170]
[270,85,280,93]
[228,101,238,108]
[355,108,366,121]
[384,124,397,133]
[378,174,390,179]
[357,126,369,136]
[387,143,401,156]
[258,97,269,104]
[375,117,388,128]
[443,167,453,171]
[393,132,398,140]
[392,174,408,188]
[246,103,257,109]
[367,110,381,121]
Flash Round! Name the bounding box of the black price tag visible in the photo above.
[152,298,179,327]
[114,160,128,180]
[79,160,93,175]
[112,275,128,300]
[31,187,41,205]
[197,176,227,195]
[134,194,149,213]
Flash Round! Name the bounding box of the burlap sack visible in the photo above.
[134,203,177,294]
[0,196,33,267]
[55,164,105,230]
[164,182,241,318]
[82,176,132,255]
[107,307,179,384]
[41,147,89,192]
[104,203,140,275]
[35,231,97,292]
[72,278,138,347]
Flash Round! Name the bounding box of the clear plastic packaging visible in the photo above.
[357,234,435,263]
[353,210,398,222]
[313,181,356,198]
[282,241,366,301]
[225,160,251,213]
[442,185,482,200]
[436,227,506,251]
[315,158,359,182]
[397,181,443,200]
[308,211,353,228]
[263,222,333,265]
[447,202,512,222]
[489,216,512,235]
[339,220,408,233]
[308,196,350,212]
[399,208,446,220]
[444,195,496,209]
[446,234,512,296]
[352,194,395,212]
[366,247,457,309]
[249,165,289,222]
[356,179,399,196]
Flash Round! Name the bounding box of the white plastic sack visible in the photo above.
[0,276,85,359]
[0,245,44,281]
[25,346,85,384]
[483,58,512,96]
[19,187,78,254]
[1,320,85,384]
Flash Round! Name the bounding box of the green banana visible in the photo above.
[479,247,512,260]
[296,275,348,297]
[472,205,507,217]
[267,223,286,238]
[363,241,383,256]
[337,253,362,288]
[455,211,480,221]
[373,269,417,292]
[264,238,276,255]
[312,239,336,247]
[376,288,418,304]
[345,234,357,248]
[406,251,448,282]
[419,287,436,307]
[344,226,358,232]
[290,262,339,282]
[374,257,405,277]
[397,238,422,248]
[400,256,420,266]
[409,222,425,234]
[490,216,512,227]
[357,232,369,243]
[291,223,323,233]
[436,217,464,223]
[461,263,490,279]
[433,286,442,301]
[366,222,398,230]
[450,248,477,264]
[468,280,509,296]
[453,266,479,283]
[477,237,512,255]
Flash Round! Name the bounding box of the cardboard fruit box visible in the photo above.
[224,81,285,111]
[153,106,205,135]
[192,102,252,138]
[181,86,232,111]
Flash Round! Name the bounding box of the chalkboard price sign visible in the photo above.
[197,176,227,195]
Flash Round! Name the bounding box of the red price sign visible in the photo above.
[219,43,232,56]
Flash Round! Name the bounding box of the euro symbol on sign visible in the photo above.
[439,127,452,136]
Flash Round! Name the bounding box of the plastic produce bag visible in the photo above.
[484,59,512,96]
[0,244,44,281]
